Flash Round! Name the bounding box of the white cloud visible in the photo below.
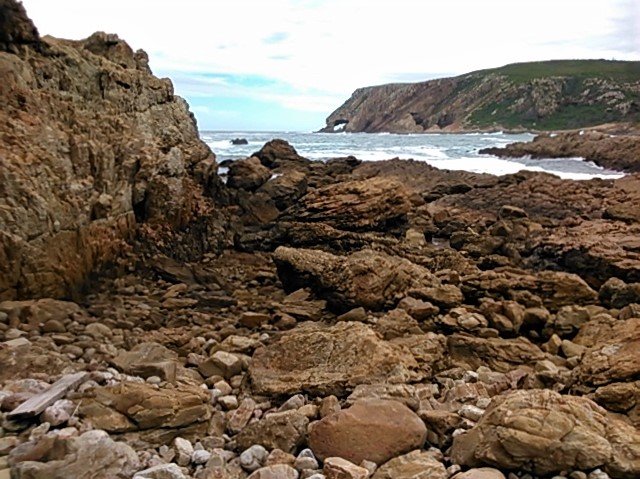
[20,0,639,129]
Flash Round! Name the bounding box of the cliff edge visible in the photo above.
[321,60,640,133]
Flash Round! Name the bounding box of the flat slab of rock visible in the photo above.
[309,399,427,465]
[8,372,88,419]
[274,246,439,312]
[249,322,423,396]
[451,389,640,478]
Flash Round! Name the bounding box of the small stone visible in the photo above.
[146,376,162,385]
[453,468,506,479]
[265,448,296,466]
[200,351,243,379]
[295,448,319,471]
[298,404,319,418]
[568,472,587,479]
[240,312,271,328]
[458,405,485,422]
[0,436,20,455]
[323,457,369,479]
[337,307,367,322]
[173,437,193,467]
[227,397,257,434]
[42,319,66,333]
[133,463,186,479]
[214,380,233,396]
[41,399,75,427]
[218,395,239,410]
[588,470,610,479]
[319,396,341,418]
[360,460,377,475]
[247,464,299,479]
[191,449,211,465]
[280,394,306,412]
[240,445,269,472]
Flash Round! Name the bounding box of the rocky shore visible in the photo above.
[1,2,640,479]
[481,127,640,173]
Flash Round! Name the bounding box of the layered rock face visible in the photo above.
[321,60,640,133]
[0,0,223,301]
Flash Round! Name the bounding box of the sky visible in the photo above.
[20,0,640,131]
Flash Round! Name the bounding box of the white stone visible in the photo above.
[133,463,186,479]
[240,444,269,472]
[191,449,211,465]
[173,437,193,467]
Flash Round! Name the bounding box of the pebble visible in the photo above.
[279,394,305,412]
[218,395,239,410]
[323,457,368,479]
[588,470,610,479]
[247,464,299,479]
[294,449,319,471]
[133,463,186,479]
[458,404,485,422]
[41,399,75,426]
[173,437,193,467]
[191,449,211,465]
[240,444,269,472]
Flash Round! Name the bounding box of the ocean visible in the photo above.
[200,131,624,181]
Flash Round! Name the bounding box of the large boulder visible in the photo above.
[0,0,224,300]
[249,322,424,396]
[252,139,309,168]
[451,389,640,478]
[273,247,439,312]
[461,268,597,311]
[289,176,411,232]
[227,157,272,191]
[573,317,640,387]
[447,334,546,373]
[309,399,427,465]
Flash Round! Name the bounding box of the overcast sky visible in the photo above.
[21,0,639,131]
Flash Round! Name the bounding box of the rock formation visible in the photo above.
[321,60,640,133]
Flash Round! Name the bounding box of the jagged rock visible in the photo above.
[79,381,211,432]
[323,457,369,479]
[11,430,140,478]
[461,268,597,311]
[450,389,640,478]
[447,334,545,372]
[249,322,423,396]
[0,0,223,300]
[289,177,411,232]
[235,410,309,453]
[253,139,309,168]
[308,399,427,465]
[573,317,640,387]
[274,247,439,312]
[257,170,308,211]
[110,342,179,382]
[599,278,640,308]
[372,450,447,479]
[227,157,272,191]
[592,381,640,427]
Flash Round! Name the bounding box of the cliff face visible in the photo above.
[0,0,225,300]
[322,60,640,133]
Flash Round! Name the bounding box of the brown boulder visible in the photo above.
[450,389,640,478]
[309,399,427,465]
[290,176,411,232]
[274,247,439,312]
[235,410,308,453]
[461,268,597,311]
[227,157,272,191]
[249,322,423,396]
[574,317,640,387]
[80,381,211,432]
[252,139,309,168]
[447,334,545,373]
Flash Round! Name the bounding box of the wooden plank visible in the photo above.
[7,371,88,419]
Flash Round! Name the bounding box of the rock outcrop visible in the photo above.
[0,0,225,300]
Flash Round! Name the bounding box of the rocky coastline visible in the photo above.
[1,2,640,479]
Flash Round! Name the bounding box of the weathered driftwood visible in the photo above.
[7,372,88,419]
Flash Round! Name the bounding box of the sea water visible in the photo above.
[200,131,624,181]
